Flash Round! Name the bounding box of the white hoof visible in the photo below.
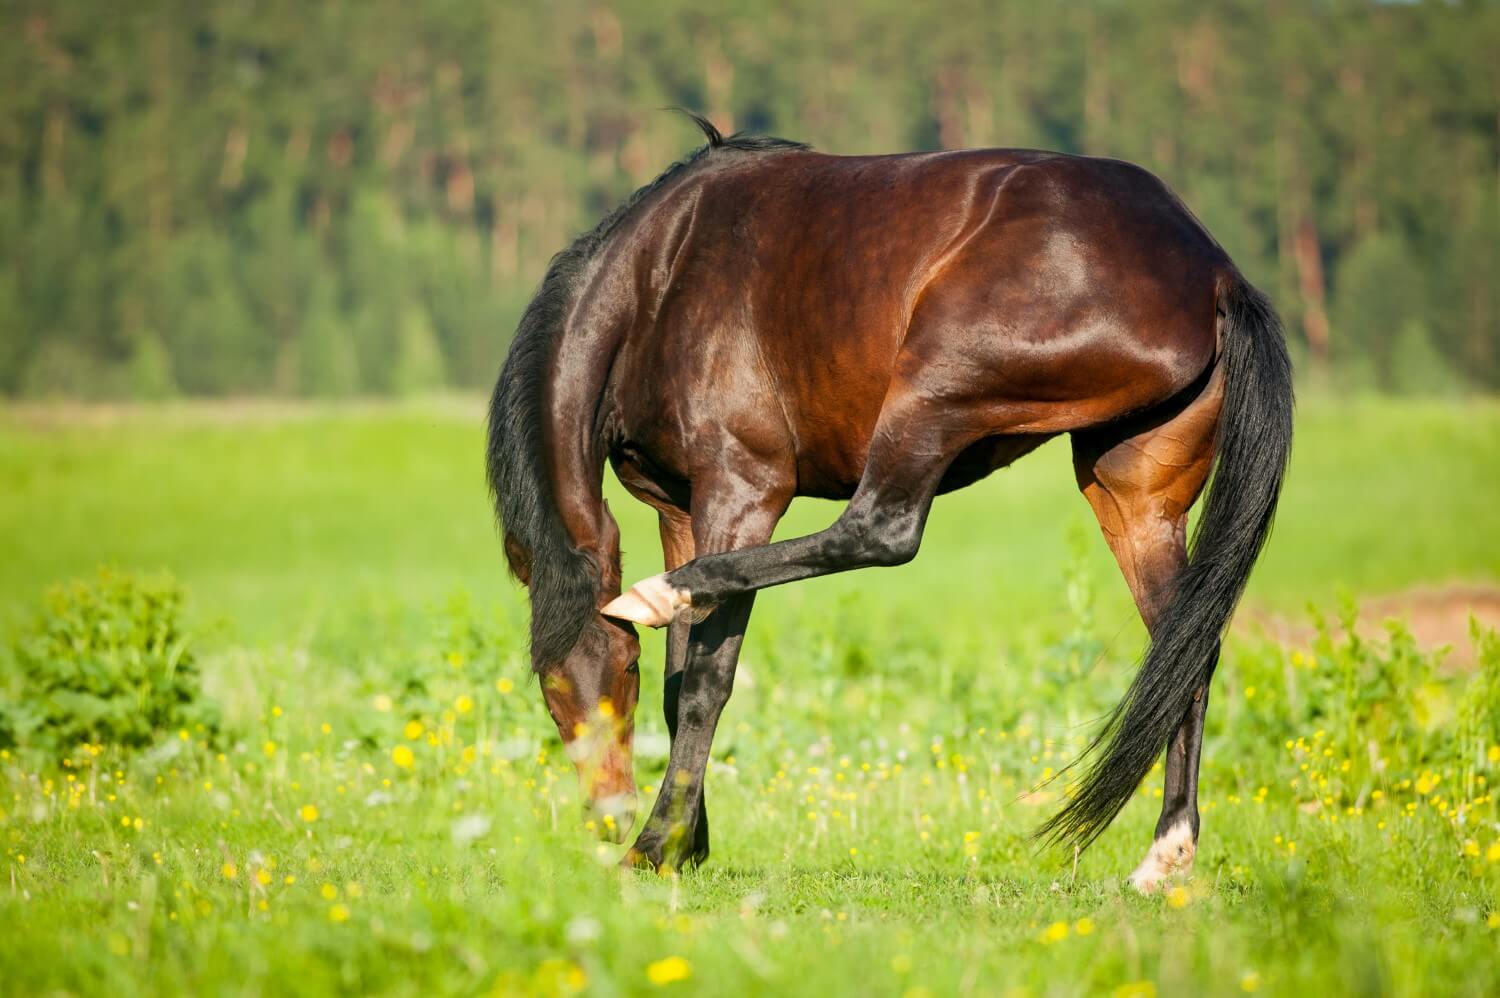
[1128,819,1196,894]
[601,574,691,628]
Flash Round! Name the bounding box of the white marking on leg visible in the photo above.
[1128,818,1196,894]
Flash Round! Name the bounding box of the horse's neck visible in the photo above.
[543,275,630,565]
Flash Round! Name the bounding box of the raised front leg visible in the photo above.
[605,393,985,627]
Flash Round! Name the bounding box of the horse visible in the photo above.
[486,113,1292,891]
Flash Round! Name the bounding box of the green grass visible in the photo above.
[1,397,1499,997]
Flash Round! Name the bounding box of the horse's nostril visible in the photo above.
[586,793,638,842]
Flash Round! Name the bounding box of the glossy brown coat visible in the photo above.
[488,122,1292,883]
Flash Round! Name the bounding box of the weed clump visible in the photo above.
[0,568,217,756]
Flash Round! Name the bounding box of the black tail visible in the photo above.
[1038,276,1294,850]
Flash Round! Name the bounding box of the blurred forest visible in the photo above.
[2,0,1497,399]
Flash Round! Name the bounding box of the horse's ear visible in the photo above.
[503,533,532,587]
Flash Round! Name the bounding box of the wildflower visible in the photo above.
[1039,921,1069,943]
[646,956,692,986]
[1463,839,1480,857]
[496,678,514,694]
[321,723,333,735]
[284,875,297,886]
[1074,917,1095,936]
[221,862,238,880]
[320,883,338,900]
[373,694,394,712]
[1488,912,1500,929]
[299,804,319,823]
[255,868,273,886]
[1489,746,1500,764]
[263,740,277,758]
[1113,982,1156,998]
[328,903,351,923]
[447,651,465,668]
[1166,887,1189,909]
[392,745,416,769]
[533,959,588,994]
[1241,972,1262,992]
[1487,843,1500,863]
[271,705,283,717]
[403,719,424,740]
[454,694,474,714]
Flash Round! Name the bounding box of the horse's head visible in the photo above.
[504,519,641,842]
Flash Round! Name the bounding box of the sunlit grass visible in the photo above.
[1,398,1498,995]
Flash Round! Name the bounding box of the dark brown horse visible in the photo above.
[486,114,1292,890]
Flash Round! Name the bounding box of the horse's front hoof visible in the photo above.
[620,844,684,877]
[601,574,691,628]
[620,823,703,876]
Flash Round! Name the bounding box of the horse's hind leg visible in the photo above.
[1070,371,1223,892]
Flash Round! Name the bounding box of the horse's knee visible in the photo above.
[836,506,923,567]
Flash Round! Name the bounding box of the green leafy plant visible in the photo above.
[1,568,217,756]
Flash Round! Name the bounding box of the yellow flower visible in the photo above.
[447,650,465,668]
[646,956,692,986]
[255,868,273,886]
[221,862,238,880]
[1074,917,1095,936]
[263,740,277,758]
[299,803,319,823]
[1463,839,1480,857]
[454,694,474,714]
[533,959,588,995]
[1488,745,1500,764]
[1486,843,1500,863]
[345,882,363,899]
[403,719,424,740]
[1113,983,1157,998]
[373,694,394,712]
[1488,912,1500,929]
[320,882,338,900]
[284,875,297,886]
[1166,887,1189,909]
[1241,972,1262,993]
[495,678,515,695]
[392,745,416,769]
[328,903,350,923]
[1039,921,1069,943]
[271,705,283,717]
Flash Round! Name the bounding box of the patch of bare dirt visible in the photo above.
[1237,583,1500,672]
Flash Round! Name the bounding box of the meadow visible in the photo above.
[2,396,1499,997]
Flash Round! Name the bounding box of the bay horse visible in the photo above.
[486,113,1292,891]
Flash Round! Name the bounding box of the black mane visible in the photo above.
[486,112,808,670]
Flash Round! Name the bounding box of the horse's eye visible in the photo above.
[625,660,640,675]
